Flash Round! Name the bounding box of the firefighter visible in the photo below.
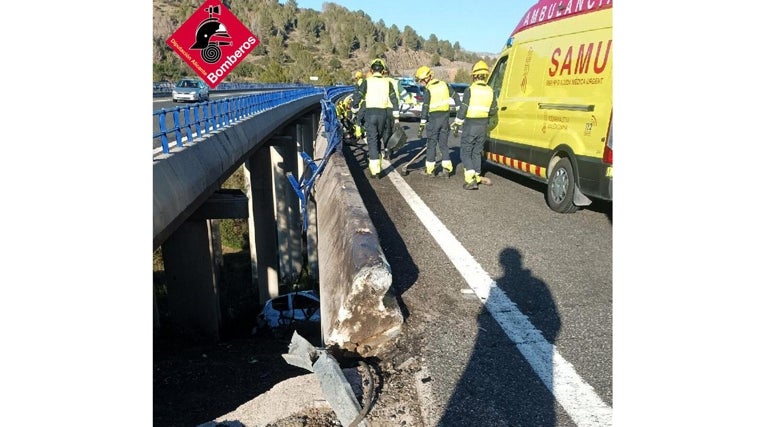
[352,70,364,87]
[452,60,498,190]
[335,94,356,140]
[351,58,400,179]
[415,66,462,177]
[339,71,363,140]
[381,67,403,154]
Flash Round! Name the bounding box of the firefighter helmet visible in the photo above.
[370,58,387,73]
[353,71,364,80]
[414,66,433,82]
[472,60,489,76]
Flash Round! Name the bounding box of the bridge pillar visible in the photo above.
[162,219,222,340]
[246,148,280,305]
[271,133,303,287]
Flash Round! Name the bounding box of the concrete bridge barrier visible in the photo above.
[313,122,403,359]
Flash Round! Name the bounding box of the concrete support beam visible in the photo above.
[247,150,280,305]
[284,124,305,282]
[244,164,258,284]
[162,219,221,340]
[271,134,303,286]
[296,115,317,160]
[190,189,249,220]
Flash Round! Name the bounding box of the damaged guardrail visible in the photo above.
[287,89,352,232]
[283,332,371,427]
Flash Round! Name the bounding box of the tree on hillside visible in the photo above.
[266,33,287,62]
[287,42,320,81]
[352,10,377,52]
[296,8,325,44]
[375,19,387,44]
[453,68,471,83]
[402,26,422,50]
[439,40,455,61]
[283,0,298,22]
[369,42,388,60]
[321,3,357,57]
[385,24,402,49]
[228,60,257,81]
[424,34,439,55]
[247,6,275,47]
[328,57,342,70]
[253,57,289,83]
[430,53,440,67]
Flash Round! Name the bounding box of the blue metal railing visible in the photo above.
[153,88,327,155]
[153,81,310,97]
[153,84,354,234]
[287,87,353,232]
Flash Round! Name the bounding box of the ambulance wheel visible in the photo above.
[546,157,579,213]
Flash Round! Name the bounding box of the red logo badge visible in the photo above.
[166,0,259,88]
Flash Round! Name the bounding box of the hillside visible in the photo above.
[152,0,486,84]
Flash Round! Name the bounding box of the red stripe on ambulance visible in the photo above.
[487,152,546,178]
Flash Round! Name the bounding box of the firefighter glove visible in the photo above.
[451,123,461,137]
[451,119,464,137]
[417,120,426,138]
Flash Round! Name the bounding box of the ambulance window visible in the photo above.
[488,56,508,100]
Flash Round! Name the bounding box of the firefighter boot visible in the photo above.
[463,169,478,190]
[441,160,454,179]
[368,158,382,179]
[424,161,436,177]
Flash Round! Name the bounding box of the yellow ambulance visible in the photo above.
[485,0,612,213]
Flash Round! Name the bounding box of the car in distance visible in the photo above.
[449,82,468,115]
[172,78,210,103]
[399,84,424,120]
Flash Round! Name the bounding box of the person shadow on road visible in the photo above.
[439,247,561,426]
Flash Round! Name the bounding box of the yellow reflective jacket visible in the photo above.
[466,82,494,119]
[427,79,450,112]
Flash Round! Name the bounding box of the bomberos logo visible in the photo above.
[167,0,259,88]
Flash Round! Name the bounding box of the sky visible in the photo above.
[282,0,537,54]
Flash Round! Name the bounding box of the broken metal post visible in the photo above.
[281,330,317,372]
[282,332,369,427]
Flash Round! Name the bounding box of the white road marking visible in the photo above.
[383,162,612,427]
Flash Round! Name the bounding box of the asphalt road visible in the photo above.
[343,120,613,426]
